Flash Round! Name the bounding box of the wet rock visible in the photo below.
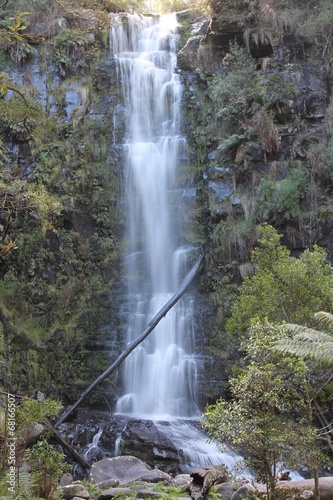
[118,419,180,472]
[178,36,204,71]
[203,166,233,181]
[208,181,234,201]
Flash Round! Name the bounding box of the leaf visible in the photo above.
[217,134,245,152]
[0,83,7,96]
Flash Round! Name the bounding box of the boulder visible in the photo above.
[62,483,90,499]
[216,482,237,500]
[137,470,172,483]
[276,477,333,500]
[136,490,163,499]
[97,487,131,500]
[95,479,120,489]
[90,456,151,485]
[230,483,257,500]
[60,473,74,487]
[172,474,192,486]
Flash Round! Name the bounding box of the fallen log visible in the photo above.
[55,249,205,427]
[43,419,90,469]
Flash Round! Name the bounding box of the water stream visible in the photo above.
[110,12,238,472]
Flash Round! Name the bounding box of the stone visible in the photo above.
[136,491,163,499]
[98,488,131,500]
[137,470,172,483]
[96,479,120,489]
[208,181,234,201]
[276,477,333,500]
[216,482,237,500]
[62,483,90,499]
[60,473,74,487]
[90,456,151,485]
[230,483,257,500]
[171,474,192,486]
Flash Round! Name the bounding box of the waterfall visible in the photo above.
[112,13,200,419]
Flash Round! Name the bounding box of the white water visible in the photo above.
[83,427,103,460]
[110,12,244,473]
[112,13,199,419]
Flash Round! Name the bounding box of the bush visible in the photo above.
[256,168,307,221]
[210,42,256,138]
[26,440,70,500]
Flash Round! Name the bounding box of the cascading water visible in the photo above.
[110,12,247,473]
[112,13,199,419]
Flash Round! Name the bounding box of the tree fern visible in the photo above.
[276,311,333,365]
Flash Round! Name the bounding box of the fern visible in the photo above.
[217,133,245,152]
[276,312,333,365]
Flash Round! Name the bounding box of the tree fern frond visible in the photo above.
[283,323,333,344]
[277,318,333,365]
[313,311,333,329]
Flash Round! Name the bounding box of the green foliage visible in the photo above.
[0,10,36,64]
[227,224,333,337]
[296,0,333,57]
[210,217,259,265]
[276,311,333,366]
[202,320,321,498]
[217,134,245,153]
[54,28,95,77]
[153,482,188,497]
[256,168,307,221]
[17,398,62,437]
[0,95,41,141]
[210,42,256,137]
[25,439,70,500]
[152,0,209,14]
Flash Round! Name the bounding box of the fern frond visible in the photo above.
[217,134,245,153]
[276,321,333,365]
[313,311,333,329]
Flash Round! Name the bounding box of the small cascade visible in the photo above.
[83,427,103,461]
[154,420,249,475]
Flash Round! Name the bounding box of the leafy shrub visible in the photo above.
[210,42,256,137]
[275,168,307,218]
[25,440,70,500]
[256,168,307,221]
[54,28,95,77]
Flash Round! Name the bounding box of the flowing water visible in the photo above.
[112,13,199,420]
[110,12,244,472]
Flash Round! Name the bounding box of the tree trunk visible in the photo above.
[313,467,320,500]
[55,249,205,427]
